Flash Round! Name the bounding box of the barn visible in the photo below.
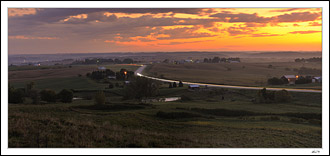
[282,75,298,85]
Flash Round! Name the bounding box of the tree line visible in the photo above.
[9,82,73,104]
[86,68,134,80]
[203,57,240,63]
[267,76,313,85]
[72,58,136,65]
[295,57,321,63]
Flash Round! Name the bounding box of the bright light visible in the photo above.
[124,71,127,75]
[296,75,299,78]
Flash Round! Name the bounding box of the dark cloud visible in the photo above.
[226,26,257,36]
[268,8,313,12]
[210,11,321,23]
[210,12,273,23]
[250,33,282,37]
[274,12,321,22]
[157,39,215,45]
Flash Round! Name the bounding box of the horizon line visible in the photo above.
[8,50,323,55]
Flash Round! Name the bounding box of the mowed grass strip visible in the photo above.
[10,77,107,92]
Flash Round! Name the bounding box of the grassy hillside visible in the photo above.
[8,86,322,148]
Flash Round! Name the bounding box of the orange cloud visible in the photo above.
[289,31,321,34]
[8,8,41,17]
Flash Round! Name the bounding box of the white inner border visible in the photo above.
[1,1,329,155]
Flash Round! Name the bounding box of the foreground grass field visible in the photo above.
[8,85,322,148]
[146,62,322,89]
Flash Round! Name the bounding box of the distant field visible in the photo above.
[9,64,140,81]
[8,64,140,92]
[146,62,322,89]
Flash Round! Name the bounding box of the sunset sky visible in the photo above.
[8,8,322,54]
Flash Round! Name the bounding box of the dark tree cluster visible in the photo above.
[295,76,313,84]
[295,57,322,63]
[9,83,73,104]
[203,57,240,63]
[124,77,160,100]
[116,69,134,80]
[169,81,184,88]
[87,69,116,80]
[267,77,289,85]
[72,58,136,65]
[256,88,291,103]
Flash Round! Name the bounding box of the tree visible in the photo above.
[114,58,122,64]
[25,82,35,96]
[268,77,285,85]
[172,82,177,88]
[108,82,114,89]
[124,77,160,100]
[169,83,173,88]
[9,87,25,104]
[40,89,57,103]
[212,57,220,63]
[163,59,169,63]
[30,90,40,104]
[123,58,134,64]
[296,76,312,84]
[178,81,183,87]
[57,89,73,103]
[94,91,106,105]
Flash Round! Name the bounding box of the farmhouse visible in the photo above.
[98,66,106,70]
[312,76,322,83]
[107,76,116,79]
[188,84,200,90]
[281,75,298,85]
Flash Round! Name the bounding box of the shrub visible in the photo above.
[274,90,291,102]
[180,94,192,102]
[191,108,261,117]
[9,87,25,104]
[256,88,275,103]
[25,82,35,96]
[156,111,201,119]
[172,82,177,88]
[308,119,322,125]
[40,89,57,103]
[57,89,73,103]
[108,82,114,89]
[178,81,184,87]
[94,91,106,105]
[30,90,40,104]
[268,77,285,85]
[115,82,120,88]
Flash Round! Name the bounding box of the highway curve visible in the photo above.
[135,65,322,93]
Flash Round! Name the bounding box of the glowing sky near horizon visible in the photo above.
[8,8,322,54]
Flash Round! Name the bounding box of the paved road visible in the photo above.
[135,65,322,93]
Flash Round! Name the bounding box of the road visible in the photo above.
[135,65,322,93]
